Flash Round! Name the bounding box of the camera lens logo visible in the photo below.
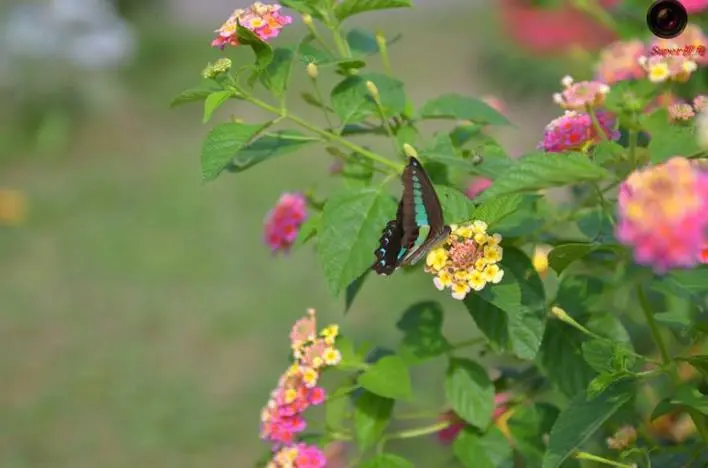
[646,0,688,39]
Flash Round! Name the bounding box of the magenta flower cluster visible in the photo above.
[264,192,308,253]
[539,110,619,153]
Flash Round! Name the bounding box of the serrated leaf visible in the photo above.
[453,428,496,468]
[445,358,494,429]
[317,186,397,295]
[581,340,617,374]
[225,130,319,173]
[418,94,510,126]
[463,247,547,360]
[236,22,274,69]
[436,185,474,224]
[330,73,406,126]
[477,152,611,202]
[647,117,702,163]
[472,194,524,228]
[507,403,560,465]
[542,380,634,468]
[591,140,625,166]
[334,0,412,20]
[171,82,223,107]
[260,47,295,96]
[360,453,414,468]
[586,373,617,400]
[201,122,267,181]
[353,391,394,451]
[538,321,596,397]
[548,243,596,274]
[202,90,233,123]
[396,301,452,362]
[357,355,412,400]
[555,275,606,319]
[345,269,370,313]
[292,212,320,249]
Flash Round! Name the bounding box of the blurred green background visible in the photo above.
[0,0,585,466]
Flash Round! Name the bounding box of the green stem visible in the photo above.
[311,80,334,129]
[587,105,610,142]
[574,451,635,468]
[376,31,393,76]
[305,21,335,56]
[241,93,402,173]
[371,93,401,159]
[636,284,672,368]
[450,337,486,350]
[384,420,452,441]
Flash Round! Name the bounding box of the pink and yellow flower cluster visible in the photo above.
[539,109,619,153]
[616,157,708,273]
[425,221,504,300]
[595,24,707,84]
[212,2,292,49]
[264,192,308,253]
[260,309,342,467]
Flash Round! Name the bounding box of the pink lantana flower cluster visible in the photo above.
[264,192,308,253]
[616,157,708,273]
[539,110,619,153]
[260,309,342,467]
[553,75,610,111]
[212,2,292,49]
[465,177,493,199]
[595,39,647,84]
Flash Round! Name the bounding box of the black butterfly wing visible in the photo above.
[399,157,450,266]
[372,200,414,275]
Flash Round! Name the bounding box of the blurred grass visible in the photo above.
[0,5,560,467]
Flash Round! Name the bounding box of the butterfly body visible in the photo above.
[372,157,451,276]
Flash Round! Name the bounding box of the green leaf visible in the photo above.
[279,0,327,19]
[418,94,511,126]
[396,301,452,363]
[590,140,625,166]
[472,194,524,228]
[353,391,394,451]
[542,380,634,468]
[171,82,223,107]
[336,335,366,369]
[345,269,370,313]
[436,185,474,224]
[453,428,495,468]
[347,28,379,55]
[357,355,412,400]
[476,152,611,202]
[463,247,547,360]
[445,358,495,429]
[330,73,406,125]
[341,154,375,188]
[260,47,295,96]
[201,122,267,181]
[236,22,274,69]
[202,90,233,123]
[655,267,708,300]
[325,390,350,432]
[317,186,397,295]
[647,120,702,164]
[360,453,414,468]
[669,385,708,415]
[586,373,617,400]
[225,130,319,173]
[555,275,606,319]
[334,0,412,20]
[508,403,560,465]
[548,243,596,275]
[292,212,320,249]
[538,321,596,397]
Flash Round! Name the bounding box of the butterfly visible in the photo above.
[372,157,451,276]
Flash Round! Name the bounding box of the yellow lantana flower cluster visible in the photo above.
[424,221,504,300]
